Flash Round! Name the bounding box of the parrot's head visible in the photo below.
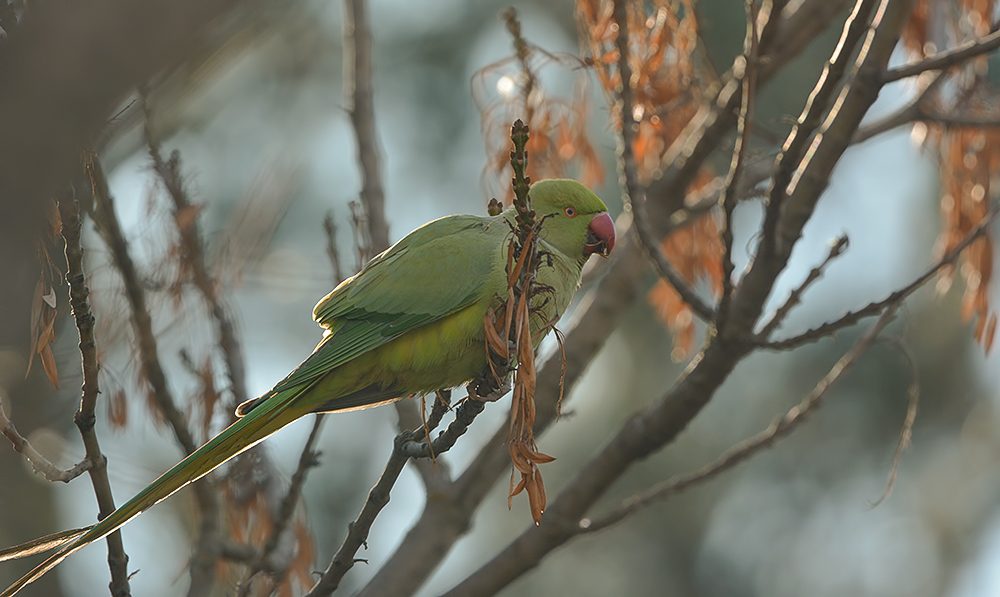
[528,179,615,262]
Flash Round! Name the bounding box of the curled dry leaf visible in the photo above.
[484,216,560,525]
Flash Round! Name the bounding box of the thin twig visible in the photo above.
[344,0,388,252]
[717,0,760,327]
[306,389,486,596]
[237,415,326,596]
[868,338,918,508]
[884,27,1000,83]
[323,213,345,285]
[614,0,715,323]
[763,198,1000,350]
[60,183,131,596]
[756,234,849,340]
[578,303,901,534]
[0,401,91,483]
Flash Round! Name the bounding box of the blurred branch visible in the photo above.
[142,98,251,413]
[869,338,919,508]
[86,154,223,597]
[344,0,388,253]
[884,27,1000,83]
[762,197,1000,350]
[323,213,345,285]
[853,71,945,144]
[59,185,131,597]
[580,302,901,534]
[237,415,326,596]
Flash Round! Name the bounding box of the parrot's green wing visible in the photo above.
[237,213,508,415]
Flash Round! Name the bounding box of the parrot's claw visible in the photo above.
[469,379,511,403]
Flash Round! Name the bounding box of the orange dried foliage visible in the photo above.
[580,0,719,359]
[475,35,604,204]
[108,389,128,429]
[578,0,701,182]
[223,477,315,596]
[904,0,1000,352]
[937,126,998,349]
[648,201,724,359]
[901,0,932,58]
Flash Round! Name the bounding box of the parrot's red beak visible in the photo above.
[584,212,615,257]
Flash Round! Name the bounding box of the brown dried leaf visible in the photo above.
[109,389,128,429]
[39,344,58,389]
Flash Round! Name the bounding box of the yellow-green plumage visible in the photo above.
[0,179,614,596]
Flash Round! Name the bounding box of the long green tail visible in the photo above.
[0,385,310,597]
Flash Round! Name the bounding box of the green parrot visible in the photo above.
[0,178,614,596]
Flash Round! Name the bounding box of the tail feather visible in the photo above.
[0,527,92,563]
[1,385,311,597]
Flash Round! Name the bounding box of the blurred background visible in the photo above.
[2,0,1000,595]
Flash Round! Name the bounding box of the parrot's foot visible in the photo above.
[468,379,511,403]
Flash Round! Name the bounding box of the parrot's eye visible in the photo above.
[564,206,577,218]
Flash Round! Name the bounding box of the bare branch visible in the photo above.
[884,27,1000,83]
[869,338,919,508]
[344,0,388,253]
[142,98,251,413]
[323,213,345,285]
[757,234,850,340]
[306,389,484,597]
[0,401,92,483]
[763,198,1000,350]
[580,303,901,535]
[853,71,945,144]
[59,183,131,596]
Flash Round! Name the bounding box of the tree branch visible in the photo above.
[762,197,1000,350]
[0,401,91,483]
[762,0,879,258]
[344,0,388,252]
[59,184,131,597]
[580,302,901,534]
[884,26,1000,83]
